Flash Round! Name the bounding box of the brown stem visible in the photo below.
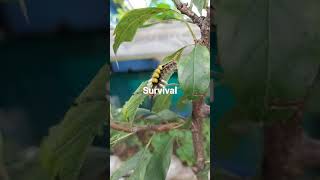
[110,121,183,133]
[173,0,210,48]
[173,0,201,24]
[191,97,206,174]
[173,1,211,179]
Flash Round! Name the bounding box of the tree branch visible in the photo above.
[173,0,201,25]
[110,121,184,133]
[173,1,211,179]
[191,97,206,174]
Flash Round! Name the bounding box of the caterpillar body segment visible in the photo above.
[147,61,177,91]
[145,61,178,110]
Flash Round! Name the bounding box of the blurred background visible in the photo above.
[0,0,107,179]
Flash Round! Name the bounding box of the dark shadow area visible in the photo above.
[0,1,108,180]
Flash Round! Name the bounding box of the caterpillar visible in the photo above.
[147,61,177,91]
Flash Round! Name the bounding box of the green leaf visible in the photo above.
[127,157,151,180]
[192,0,206,14]
[175,131,195,166]
[122,81,148,122]
[134,108,154,120]
[111,149,151,180]
[152,94,172,113]
[178,45,210,99]
[216,0,320,122]
[39,65,108,180]
[151,133,172,151]
[162,46,187,64]
[113,7,172,54]
[144,109,180,123]
[153,3,179,21]
[144,137,174,180]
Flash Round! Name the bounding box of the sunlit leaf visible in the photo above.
[127,152,152,180]
[162,46,187,64]
[192,0,206,14]
[175,131,195,166]
[113,7,172,54]
[111,149,151,180]
[153,3,179,20]
[178,44,210,99]
[122,81,148,122]
[144,137,174,180]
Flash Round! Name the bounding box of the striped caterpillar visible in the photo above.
[147,61,177,91]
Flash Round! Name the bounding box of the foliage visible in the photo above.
[178,44,210,99]
[111,2,210,179]
[113,7,174,54]
[121,81,148,121]
[162,46,186,64]
[111,136,173,180]
[215,0,320,123]
[39,65,108,180]
[214,0,320,178]
[192,0,207,14]
[111,149,152,180]
[174,130,195,166]
[144,137,174,180]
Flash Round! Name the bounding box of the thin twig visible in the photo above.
[111,132,135,146]
[110,121,184,133]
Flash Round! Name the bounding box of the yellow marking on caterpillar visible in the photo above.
[152,78,158,83]
[148,61,177,89]
[155,69,161,74]
[152,73,160,78]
